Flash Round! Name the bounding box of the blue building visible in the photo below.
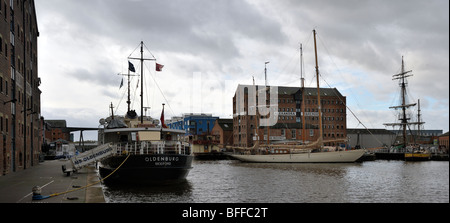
[167,113,219,136]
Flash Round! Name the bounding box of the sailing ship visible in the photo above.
[230,30,365,163]
[97,41,194,184]
[383,57,430,161]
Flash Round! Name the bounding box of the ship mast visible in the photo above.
[313,29,324,148]
[383,56,424,147]
[118,64,139,114]
[265,61,270,145]
[417,99,422,140]
[128,41,156,124]
[300,43,307,144]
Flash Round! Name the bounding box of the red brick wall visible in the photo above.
[0,0,41,175]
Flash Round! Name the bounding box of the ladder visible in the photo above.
[62,143,115,176]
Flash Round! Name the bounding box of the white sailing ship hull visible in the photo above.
[231,149,365,163]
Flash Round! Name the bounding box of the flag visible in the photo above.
[160,105,168,128]
[119,78,124,89]
[156,63,164,72]
[128,61,136,72]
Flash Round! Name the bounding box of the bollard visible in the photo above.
[62,165,70,176]
[31,186,50,200]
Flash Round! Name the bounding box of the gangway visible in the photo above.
[61,143,115,176]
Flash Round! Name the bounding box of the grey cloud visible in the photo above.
[42,0,287,67]
[35,0,449,133]
[276,0,448,69]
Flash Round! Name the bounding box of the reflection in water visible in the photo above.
[233,162,352,177]
[343,161,449,202]
[102,160,449,203]
[103,180,193,203]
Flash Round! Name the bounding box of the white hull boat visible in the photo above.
[231,149,365,163]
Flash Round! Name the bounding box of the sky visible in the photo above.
[35,0,449,140]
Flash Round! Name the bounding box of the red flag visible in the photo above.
[160,106,168,128]
[156,63,164,72]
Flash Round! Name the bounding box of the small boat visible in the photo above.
[357,150,376,162]
[404,146,431,161]
[404,152,431,161]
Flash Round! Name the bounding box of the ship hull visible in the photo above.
[231,149,365,163]
[99,154,193,184]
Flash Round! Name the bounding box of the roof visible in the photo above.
[45,120,98,131]
[50,139,70,144]
[215,119,233,131]
[65,127,99,132]
[347,128,395,135]
[106,119,128,129]
[45,120,67,128]
[235,85,344,98]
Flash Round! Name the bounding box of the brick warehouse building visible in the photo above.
[233,85,346,148]
[211,118,233,147]
[1,0,41,175]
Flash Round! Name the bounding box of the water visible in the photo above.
[102,160,449,203]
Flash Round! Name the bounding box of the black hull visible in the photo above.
[99,154,193,184]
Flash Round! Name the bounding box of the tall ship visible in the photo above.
[230,30,365,163]
[97,42,194,183]
[383,57,429,161]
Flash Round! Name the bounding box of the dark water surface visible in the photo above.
[102,160,449,203]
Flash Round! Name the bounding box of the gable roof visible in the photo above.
[215,119,233,131]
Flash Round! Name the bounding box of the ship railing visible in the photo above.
[111,141,192,155]
[374,147,409,154]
